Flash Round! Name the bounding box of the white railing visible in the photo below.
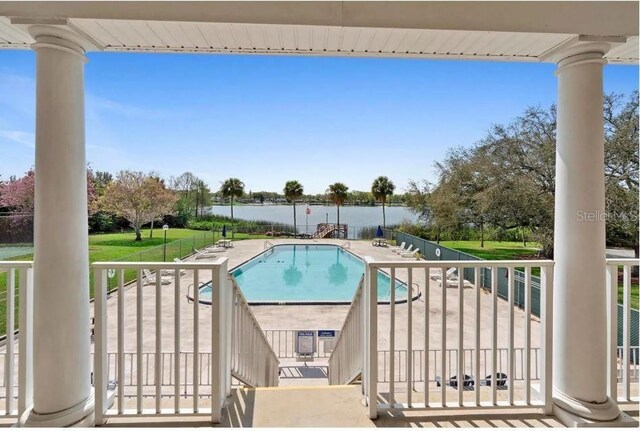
[615,347,639,383]
[328,276,364,385]
[606,258,639,402]
[89,351,256,397]
[378,347,542,383]
[341,242,351,249]
[0,261,33,418]
[363,258,554,419]
[229,276,280,388]
[264,240,274,250]
[92,259,233,423]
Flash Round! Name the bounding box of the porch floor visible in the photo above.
[100,385,570,428]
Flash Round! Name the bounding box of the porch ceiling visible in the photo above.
[0,2,639,64]
[0,2,638,64]
[0,17,636,64]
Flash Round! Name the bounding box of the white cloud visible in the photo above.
[0,130,34,148]
[86,94,172,120]
[0,72,35,117]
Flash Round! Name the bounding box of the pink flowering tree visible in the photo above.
[0,168,98,214]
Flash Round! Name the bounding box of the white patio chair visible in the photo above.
[160,258,186,276]
[400,248,420,258]
[193,247,226,259]
[394,244,413,255]
[142,268,172,285]
[430,267,457,281]
[390,241,405,252]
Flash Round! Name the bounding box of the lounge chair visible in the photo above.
[430,267,457,281]
[480,372,508,388]
[142,269,172,285]
[390,242,405,252]
[400,248,420,258]
[160,258,186,276]
[193,247,226,259]
[435,374,475,389]
[394,244,413,255]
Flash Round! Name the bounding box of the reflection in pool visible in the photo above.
[198,244,417,304]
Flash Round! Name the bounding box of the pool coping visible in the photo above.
[188,243,422,306]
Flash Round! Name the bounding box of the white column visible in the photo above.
[551,41,622,424]
[20,25,94,427]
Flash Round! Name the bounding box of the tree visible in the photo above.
[220,178,245,237]
[194,179,212,219]
[93,171,113,196]
[147,172,164,238]
[283,180,304,234]
[170,172,199,218]
[327,182,349,238]
[603,91,639,256]
[429,147,494,247]
[100,170,177,241]
[0,170,35,213]
[371,176,396,228]
[407,92,638,257]
[0,168,98,215]
[348,190,374,206]
[406,179,462,243]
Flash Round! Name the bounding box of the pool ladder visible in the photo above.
[340,241,351,249]
[264,240,275,250]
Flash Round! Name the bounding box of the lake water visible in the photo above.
[207,204,417,238]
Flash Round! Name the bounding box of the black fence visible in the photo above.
[0,214,33,244]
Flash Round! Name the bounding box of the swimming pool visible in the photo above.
[198,244,417,304]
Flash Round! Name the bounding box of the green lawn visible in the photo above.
[439,240,542,260]
[0,228,268,335]
[618,284,639,310]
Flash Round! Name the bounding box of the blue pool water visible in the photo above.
[199,244,410,304]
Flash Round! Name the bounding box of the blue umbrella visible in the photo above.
[222,225,227,238]
[376,225,383,238]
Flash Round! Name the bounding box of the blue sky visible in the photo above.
[1,50,637,194]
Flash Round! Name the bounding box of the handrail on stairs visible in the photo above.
[228,275,280,388]
[328,275,365,385]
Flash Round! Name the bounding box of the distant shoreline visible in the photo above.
[209,203,409,207]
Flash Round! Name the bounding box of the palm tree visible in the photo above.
[283,180,304,235]
[327,182,349,238]
[220,178,245,238]
[371,176,396,228]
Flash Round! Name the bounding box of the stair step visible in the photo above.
[229,385,372,427]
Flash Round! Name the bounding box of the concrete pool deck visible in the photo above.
[98,238,542,349]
